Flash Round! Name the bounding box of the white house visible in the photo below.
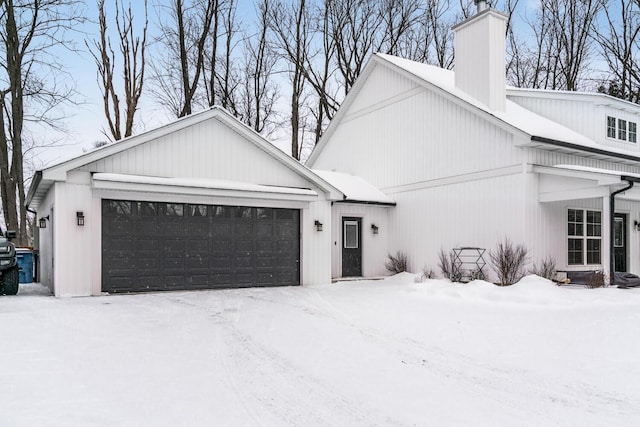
[26,107,352,296]
[27,3,640,295]
[307,5,640,283]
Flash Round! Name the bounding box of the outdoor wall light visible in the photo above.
[371,224,379,234]
[39,215,49,229]
[76,211,85,227]
[314,220,323,232]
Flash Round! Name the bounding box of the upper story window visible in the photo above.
[607,115,637,143]
[619,119,627,141]
[607,116,616,138]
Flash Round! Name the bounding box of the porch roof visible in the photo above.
[533,164,640,203]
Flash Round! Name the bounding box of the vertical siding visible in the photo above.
[302,199,333,285]
[348,64,419,113]
[509,94,640,154]
[313,86,523,190]
[385,173,526,280]
[36,187,56,293]
[53,178,95,296]
[82,117,311,189]
[330,204,391,278]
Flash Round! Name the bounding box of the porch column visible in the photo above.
[602,195,611,279]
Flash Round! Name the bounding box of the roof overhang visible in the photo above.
[92,173,320,202]
[533,165,640,203]
[527,136,640,166]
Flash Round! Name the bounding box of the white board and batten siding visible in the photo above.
[79,117,311,189]
[311,64,525,191]
[508,91,640,154]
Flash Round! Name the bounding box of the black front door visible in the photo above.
[614,213,627,272]
[342,217,362,277]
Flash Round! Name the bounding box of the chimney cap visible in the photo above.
[474,0,488,12]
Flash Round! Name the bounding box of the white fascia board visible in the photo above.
[532,165,623,186]
[539,186,610,203]
[92,173,319,202]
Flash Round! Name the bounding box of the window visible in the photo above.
[344,220,359,249]
[630,122,637,143]
[607,116,616,138]
[618,119,627,141]
[568,209,601,265]
[165,203,184,216]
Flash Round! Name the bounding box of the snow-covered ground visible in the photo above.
[2,275,640,426]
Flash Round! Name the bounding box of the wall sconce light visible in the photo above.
[314,220,323,232]
[38,215,49,229]
[371,224,379,234]
[635,220,640,231]
[76,211,85,227]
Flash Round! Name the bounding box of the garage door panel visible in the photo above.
[102,199,299,293]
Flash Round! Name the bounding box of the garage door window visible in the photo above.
[165,203,184,216]
[190,204,208,217]
[138,202,157,216]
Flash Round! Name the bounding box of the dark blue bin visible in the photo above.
[16,248,33,283]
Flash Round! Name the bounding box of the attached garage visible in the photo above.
[102,200,300,292]
[27,107,341,297]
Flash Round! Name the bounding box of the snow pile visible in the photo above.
[2,276,639,426]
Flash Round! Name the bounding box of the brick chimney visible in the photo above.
[452,2,507,111]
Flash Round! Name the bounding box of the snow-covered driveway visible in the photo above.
[2,275,640,426]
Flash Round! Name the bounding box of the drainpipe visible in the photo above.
[610,178,637,286]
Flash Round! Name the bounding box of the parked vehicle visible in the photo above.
[0,230,18,295]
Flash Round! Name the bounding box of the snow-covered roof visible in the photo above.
[312,170,395,205]
[552,165,640,182]
[376,54,597,149]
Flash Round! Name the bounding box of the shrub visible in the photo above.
[530,256,557,281]
[585,271,608,288]
[385,251,408,274]
[438,249,462,282]
[414,265,436,282]
[489,238,529,286]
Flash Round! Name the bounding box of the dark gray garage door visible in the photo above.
[102,200,300,293]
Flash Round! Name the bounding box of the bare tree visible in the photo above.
[329,0,384,95]
[87,0,148,141]
[595,0,640,103]
[547,0,602,91]
[152,0,215,117]
[269,0,311,159]
[0,0,84,245]
[240,0,279,134]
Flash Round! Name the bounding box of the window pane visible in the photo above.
[568,238,583,265]
[235,207,252,220]
[107,200,132,215]
[189,205,208,217]
[614,218,624,247]
[586,210,601,237]
[630,122,637,143]
[619,119,627,140]
[137,202,157,216]
[256,208,273,220]
[165,203,184,216]
[568,209,583,236]
[587,239,601,264]
[607,116,616,138]
[344,221,358,249]
[213,206,230,218]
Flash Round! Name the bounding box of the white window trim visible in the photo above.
[567,208,602,267]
